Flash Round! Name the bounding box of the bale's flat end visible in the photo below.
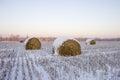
[25,37,41,50]
[58,40,81,56]
[52,37,81,56]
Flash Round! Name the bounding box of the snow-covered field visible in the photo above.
[0,41,120,80]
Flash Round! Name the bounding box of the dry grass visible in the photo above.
[20,40,24,43]
[58,40,81,56]
[25,37,41,50]
[89,40,96,45]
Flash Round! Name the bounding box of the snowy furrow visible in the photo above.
[16,57,23,80]
[25,54,36,80]
[0,58,11,80]
[0,41,120,80]
[10,58,18,80]
[4,58,14,80]
[25,52,50,80]
[22,56,30,80]
[32,57,51,80]
[25,54,32,80]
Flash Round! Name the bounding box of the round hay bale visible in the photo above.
[90,40,96,45]
[52,37,81,56]
[20,40,24,43]
[86,39,96,45]
[25,37,41,50]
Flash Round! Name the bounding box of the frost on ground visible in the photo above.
[0,41,120,80]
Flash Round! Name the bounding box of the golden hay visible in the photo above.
[20,40,24,43]
[89,40,96,45]
[25,37,41,50]
[53,39,81,56]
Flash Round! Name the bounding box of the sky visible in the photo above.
[0,0,120,38]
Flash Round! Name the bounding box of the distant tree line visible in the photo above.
[0,35,24,41]
[0,35,56,42]
[0,35,120,42]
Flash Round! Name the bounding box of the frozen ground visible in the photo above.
[0,41,120,80]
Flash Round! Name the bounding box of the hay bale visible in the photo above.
[25,37,41,50]
[52,37,81,56]
[86,39,96,45]
[20,40,24,43]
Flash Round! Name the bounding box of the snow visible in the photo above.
[24,37,41,45]
[32,61,51,80]
[86,38,95,45]
[23,57,31,80]
[17,57,23,80]
[52,36,80,55]
[10,58,18,80]
[0,41,120,80]
[24,37,33,45]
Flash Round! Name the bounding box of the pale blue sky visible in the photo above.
[0,0,120,38]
